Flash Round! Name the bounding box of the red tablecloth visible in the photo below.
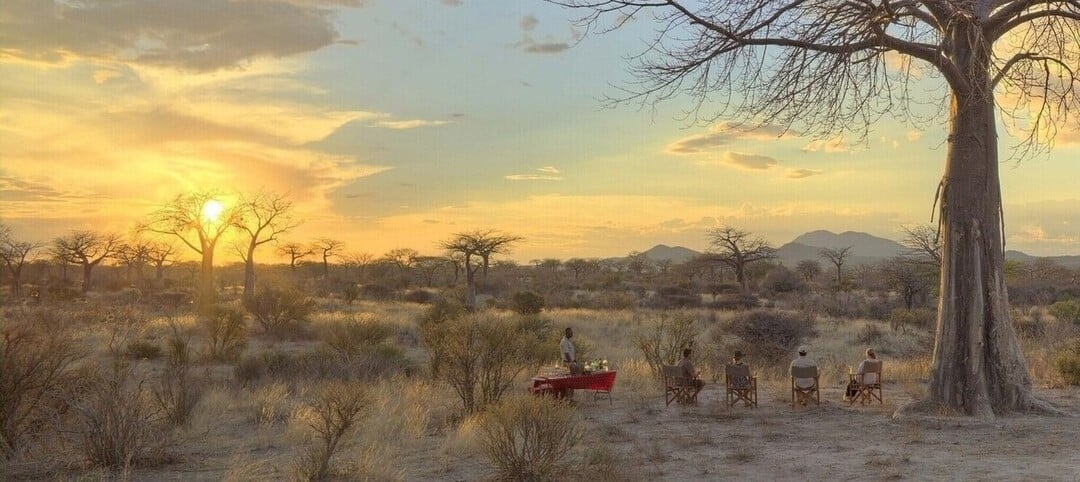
[531,371,617,393]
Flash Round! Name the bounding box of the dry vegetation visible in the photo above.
[1,287,1078,481]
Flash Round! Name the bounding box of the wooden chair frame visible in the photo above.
[663,365,701,406]
[848,361,883,405]
[724,364,757,408]
[790,365,820,408]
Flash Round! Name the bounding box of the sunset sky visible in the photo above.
[2,0,1078,262]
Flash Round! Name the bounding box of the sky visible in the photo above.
[1,0,1078,262]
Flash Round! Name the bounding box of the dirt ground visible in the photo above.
[404,383,1080,481]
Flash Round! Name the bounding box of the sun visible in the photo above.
[201,199,225,223]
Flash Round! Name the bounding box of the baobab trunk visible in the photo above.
[81,263,93,293]
[919,30,1050,417]
[199,249,216,307]
[243,244,256,304]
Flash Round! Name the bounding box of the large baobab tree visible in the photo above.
[232,192,298,303]
[473,230,523,285]
[706,226,775,291]
[52,231,122,293]
[141,192,241,305]
[547,0,1078,416]
[441,229,524,309]
[819,246,855,287]
[312,238,344,277]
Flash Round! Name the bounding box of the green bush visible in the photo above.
[479,396,582,481]
[124,340,162,360]
[1055,340,1080,386]
[510,291,546,315]
[244,286,315,338]
[724,309,815,365]
[1049,300,1080,325]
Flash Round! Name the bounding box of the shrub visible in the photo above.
[202,304,248,361]
[762,266,807,294]
[0,319,83,456]
[321,318,395,359]
[235,347,412,386]
[1055,340,1080,386]
[647,287,701,309]
[124,340,162,360]
[292,381,370,481]
[479,395,582,481]
[634,313,699,380]
[71,363,166,468]
[402,290,438,304]
[245,286,315,337]
[423,298,466,326]
[420,314,555,413]
[725,309,815,365]
[341,284,360,305]
[889,308,936,332]
[1049,300,1080,325]
[360,284,395,301]
[707,294,758,311]
[856,323,885,345]
[151,334,206,426]
[510,291,546,315]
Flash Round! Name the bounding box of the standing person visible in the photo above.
[845,348,879,400]
[790,345,817,390]
[560,327,581,375]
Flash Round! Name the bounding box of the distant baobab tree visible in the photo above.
[819,246,855,288]
[902,224,944,267]
[441,229,523,308]
[114,239,152,285]
[147,240,177,282]
[52,230,123,293]
[312,238,344,277]
[278,242,313,271]
[549,0,1078,416]
[232,191,298,303]
[141,191,241,306]
[343,251,374,282]
[0,225,43,294]
[705,226,775,291]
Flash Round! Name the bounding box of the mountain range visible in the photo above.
[638,230,1080,269]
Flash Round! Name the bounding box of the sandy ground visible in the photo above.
[404,383,1080,482]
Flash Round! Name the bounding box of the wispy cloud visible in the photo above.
[440,0,463,6]
[787,168,824,179]
[505,166,563,181]
[521,15,539,31]
[512,15,578,54]
[537,166,561,174]
[375,119,451,130]
[801,136,848,153]
[906,130,923,141]
[721,152,780,170]
[667,122,799,154]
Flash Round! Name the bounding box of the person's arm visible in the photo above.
[855,360,867,375]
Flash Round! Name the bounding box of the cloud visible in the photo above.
[666,122,799,154]
[375,119,451,130]
[505,166,563,181]
[906,130,923,141]
[721,152,780,170]
[786,168,824,179]
[521,42,571,54]
[537,166,561,174]
[440,0,464,5]
[0,0,347,71]
[521,15,539,31]
[801,136,848,153]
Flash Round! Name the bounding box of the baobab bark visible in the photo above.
[913,25,1053,417]
[199,247,216,307]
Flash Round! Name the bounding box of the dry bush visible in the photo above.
[201,304,248,361]
[321,316,394,358]
[479,395,582,481]
[722,309,815,366]
[634,313,699,380]
[71,362,168,468]
[1056,338,1080,386]
[0,316,83,456]
[510,291,546,315]
[124,339,162,360]
[291,381,370,481]
[235,345,413,386]
[888,308,936,332]
[151,334,207,426]
[421,313,555,413]
[856,323,885,344]
[245,286,315,338]
[1049,299,1080,325]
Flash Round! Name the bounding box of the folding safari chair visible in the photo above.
[848,360,883,405]
[725,364,757,408]
[663,365,701,406]
[790,365,820,408]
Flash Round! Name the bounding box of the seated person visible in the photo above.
[560,327,582,375]
[678,348,704,389]
[790,345,817,390]
[845,348,879,400]
[728,349,751,389]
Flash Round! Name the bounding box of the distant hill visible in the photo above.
[790,230,906,257]
[1006,250,1080,269]
[641,244,702,264]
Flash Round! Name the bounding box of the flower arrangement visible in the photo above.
[584,359,609,372]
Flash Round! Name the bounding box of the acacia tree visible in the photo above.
[141,192,241,305]
[902,224,944,267]
[114,239,152,285]
[52,231,122,293]
[312,238,344,277]
[819,246,855,288]
[146,241,177,282]
[233,192,298,303]
[278,242,313,272]
[795,259,823,283]
[441,230,523,309]
[706,226,775,291]
[382,248,418,288]
[549,0,1078,416]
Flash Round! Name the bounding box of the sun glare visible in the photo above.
[201,199,225,223]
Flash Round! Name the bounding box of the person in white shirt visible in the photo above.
[790,345,817,389]
[560,327,581,375]
[845,348,880,400]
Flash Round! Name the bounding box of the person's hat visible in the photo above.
[797,345,808,355]
[733,349,744,359]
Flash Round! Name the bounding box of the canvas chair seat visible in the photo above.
[725,364,757,408]
[790,365,820,408]
[848,360,883,405]
[663,365,701,406]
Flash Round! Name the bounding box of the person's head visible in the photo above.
[798,345,808,356]
[866,348,876,359]
[733,350,744,361]
[683,347,692,358]
[564,327,573,338]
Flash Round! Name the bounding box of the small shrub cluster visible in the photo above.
[124,339,162,360]
[645,287,701,309]
[341,284,360,305]
[360,284,395,301]
[723,309,816,365]
[235,347,412,386]
[201,304,248,361]
[71,363,167,468]
[479,396,582,481]
[245,286,316,338]
[151,335,207,426]
[321,317,395,359]
[889,308,936,332]
[292,382,370,481]
[762,266,807,294]
[706,294,758,311]
[403,289,438,304]
[1055,339,1080,386]
[634,313,699,380]
[856,323,885,344]
[1049,300,1080,325]
[510,291,546,315]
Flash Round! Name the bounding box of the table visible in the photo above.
[530,370,617,404]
